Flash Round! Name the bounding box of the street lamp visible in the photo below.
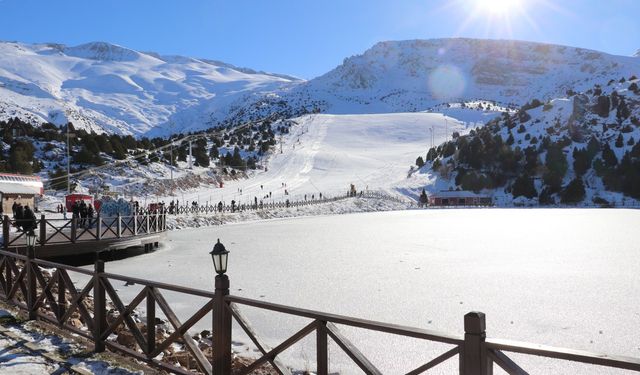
[25,230,37,249]
[210,239,229,275]
[211,238,231,375]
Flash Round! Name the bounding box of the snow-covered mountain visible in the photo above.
[288,38,640,114]
[0,41,299,136]
[2,38,640,137]
[412,75,640,206]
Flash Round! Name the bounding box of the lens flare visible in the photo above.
[428,65,466,100]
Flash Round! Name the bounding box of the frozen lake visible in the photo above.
[86,209,640,374]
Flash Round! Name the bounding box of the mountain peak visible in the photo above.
[64,41,145,62]
[634,49,640,57]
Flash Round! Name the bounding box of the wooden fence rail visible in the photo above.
[0,249,638,374]
[158,190,409,217]
[2,213,167,250]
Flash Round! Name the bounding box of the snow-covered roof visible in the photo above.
[0,173,43,196]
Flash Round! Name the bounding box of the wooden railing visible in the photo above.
[2,212,167,250]
[0,249,637,374]
[163,190,408,216]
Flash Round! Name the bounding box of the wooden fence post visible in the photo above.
[115,214,121,238]
[39,215,46,247]
[461,312,492,375]
[70,217,77,243]
[147,287,156,355]
[3,215,9,250]
[96,213,102,240]
[133,212,138,235]
[213,274,232,375]
[26,246,36,320]
[94,259,106,352]
[317,321,328,375]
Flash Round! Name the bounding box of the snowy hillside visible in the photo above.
[16,113,467,205]
[0,41,298,136]
[413,75,640,206]
[2,39,640,137]
[282,38,640,115]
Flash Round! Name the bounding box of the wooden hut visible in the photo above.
[0,173,44,215]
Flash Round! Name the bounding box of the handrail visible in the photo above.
[486,338,640,371]
[0,249,638,375]
[226,295,463,345]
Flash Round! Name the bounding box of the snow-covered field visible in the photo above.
[157,112,471,206]
[78,208,640,374]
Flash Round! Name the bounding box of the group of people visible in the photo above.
[71,200,95,228]
[11,201,37,234]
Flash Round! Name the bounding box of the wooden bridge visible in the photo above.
[2,213,167,258]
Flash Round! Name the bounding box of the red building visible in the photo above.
[429,191,492,207]
[65,194,94,211]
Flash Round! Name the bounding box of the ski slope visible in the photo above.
[162,113,471,205]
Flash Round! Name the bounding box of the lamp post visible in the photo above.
[26,230,37,320]
[25,230,37,249]
[210,239,231,375]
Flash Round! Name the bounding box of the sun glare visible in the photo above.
[475,0,524,16]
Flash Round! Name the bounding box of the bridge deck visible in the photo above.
[2,213,167,258]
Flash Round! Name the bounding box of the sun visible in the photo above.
[473,0,525,17]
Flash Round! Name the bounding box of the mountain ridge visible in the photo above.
[1,38,640,137]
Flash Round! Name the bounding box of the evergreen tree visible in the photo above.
[602,143,618,167]
[8,140,34,174]
[572,147,590,176]
[615,133,624,148]
[543,144,568,191]
[561,177,586,204]
[416,156,425,168]
[512,174,537,199]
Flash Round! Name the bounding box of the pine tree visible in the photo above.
[416,156,425,168]
[615,133,624,148]
[561,177,586,204]
[573,147,590,176]
[543,143,568,191]
[512,174,537,199]
[602,143,618,167]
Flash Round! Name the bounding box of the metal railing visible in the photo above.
[0,249,638,374]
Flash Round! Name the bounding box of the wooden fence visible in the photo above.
[2,213,167,250]
[0,249,638,374]
[162,191,408,216]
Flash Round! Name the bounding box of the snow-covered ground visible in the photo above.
[76,208,640,374]
[154,112,472,207]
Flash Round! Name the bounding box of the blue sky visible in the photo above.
[0,0,638,79]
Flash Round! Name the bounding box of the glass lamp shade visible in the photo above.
[26,231,37,248]
[210,239,229,274]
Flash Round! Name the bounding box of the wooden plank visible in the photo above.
[229,303,291,375]
[488,349,529,375]
[151,299,213,357]
[59,270,95,332]
[6,261,27,301]
[237,321,318,375]
[405,347,459,375]
[100,279,148,353]
[32,268,60,318]
[227,295,463,345]
[152,287,212,375]
[486,338,640,371]
[326,322,382,375]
